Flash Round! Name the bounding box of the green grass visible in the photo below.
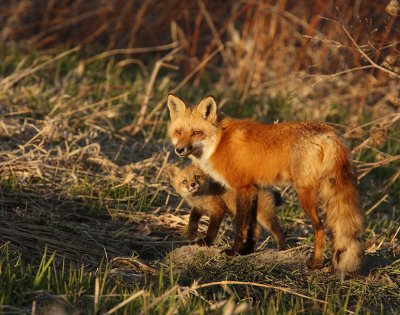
[0,43,399,314]
[1,242,398,314]
[0,244,189,314]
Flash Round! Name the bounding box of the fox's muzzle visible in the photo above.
[175,144,193,157]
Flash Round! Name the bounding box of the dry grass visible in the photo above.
[0,1,399,313]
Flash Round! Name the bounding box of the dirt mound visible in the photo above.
[165,244,395,277]
[165,245,315,275]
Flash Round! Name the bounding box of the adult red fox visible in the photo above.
[167,163,286,249]
[166,94,364,276]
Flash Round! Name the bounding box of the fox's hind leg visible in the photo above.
[297,187,325,269]
[254,223,264,241]
[257,215,286,250]
[257,191,286,250]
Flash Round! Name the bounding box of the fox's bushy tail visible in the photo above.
[320,136,364,276]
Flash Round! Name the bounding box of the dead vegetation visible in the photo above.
[0,0,399,313]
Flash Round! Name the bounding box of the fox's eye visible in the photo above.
[192,130,203,136]
[182,179,187,184]
[175,129,181,136]
[194,175,201,180]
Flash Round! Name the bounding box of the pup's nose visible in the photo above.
[175,147,185,154]
[190,182,196,188]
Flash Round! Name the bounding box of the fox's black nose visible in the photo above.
[175,145,193,156]
[190,182,196,187]
[175,147,185,154]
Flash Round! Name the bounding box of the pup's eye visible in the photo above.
[182,179,187,184]
[175,129,181,135]
[192,130,203,136]
[194,175,201,180]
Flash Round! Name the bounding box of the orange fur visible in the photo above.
[167,164,286,249]
[167,95,364,276]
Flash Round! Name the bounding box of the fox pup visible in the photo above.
[167,164,286,249]
[166,94,364,276]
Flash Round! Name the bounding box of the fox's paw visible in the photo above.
[307,257,324,270]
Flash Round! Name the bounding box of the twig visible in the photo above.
[131,47,181,135]
[321,17,400,79]
[310,65,374,87]
[156,152,170,181]
[357,155,400,180]
[84,42,179,65]
[110,257,159,275]
[365,194,388,215]
[197,0,229,65]
[391,225,400,244]
[346,113,400,138]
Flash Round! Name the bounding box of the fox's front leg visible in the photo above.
[196,207,225,246]
[226,187,257,255]
[188,208,202,241]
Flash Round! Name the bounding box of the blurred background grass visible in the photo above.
[0,0,399,314]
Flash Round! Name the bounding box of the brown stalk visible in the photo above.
[128,47,181,135]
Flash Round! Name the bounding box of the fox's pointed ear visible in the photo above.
[166,165,180,180]
[167,94,186,120]
[197,96,217,123]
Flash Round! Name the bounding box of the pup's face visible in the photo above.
[167,164,209,197]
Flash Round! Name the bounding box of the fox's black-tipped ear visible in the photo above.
[167,94,186,120]
[197,96,217,123]
[166,164,180,180]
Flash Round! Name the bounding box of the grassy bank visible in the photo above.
[0,33,399,315]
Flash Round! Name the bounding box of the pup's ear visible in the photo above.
[196,96,217,123]
[166,165,180,180]
[167,94,186,120]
